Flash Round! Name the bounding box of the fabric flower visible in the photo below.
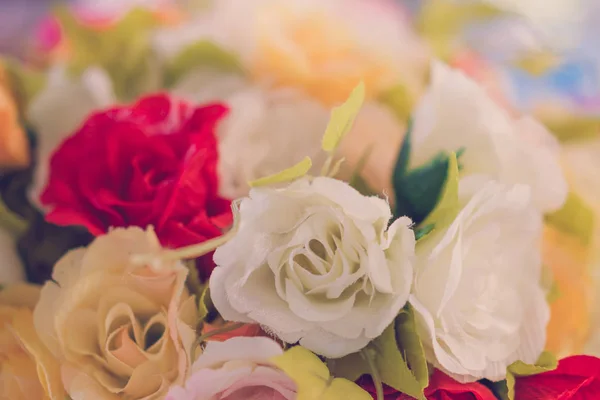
[201,320,267,343]
[28,65,116,207]
[166,337,296,400]
[153,0,429,106]
[40,93,232,280]
[409,180,549,382]
[210,176,415,358]
[410,61,567,213]
[359,369,497,399]
[0,283,64,399]
[0,64,29,169]
[514,355,600,399]
[33,227,198,399]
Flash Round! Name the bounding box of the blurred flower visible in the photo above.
[0,283,64,399]
[410,180,548,382]
[201,320,267,343]
[210,177,415,358]
[410,61,568,212]
[33,227,198,399]
[166,337,296,400]
[0,228,26,283]
[153,0,429,106]
[40,94,232,280]
[0,64,29,169]
[514,355,600,399]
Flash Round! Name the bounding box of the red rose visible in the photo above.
[515,355,600,399]
[41,94,232,280]
[359,370,496,400]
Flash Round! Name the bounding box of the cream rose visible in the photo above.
[409,179,549,382]
[210,177,415,358]
[0,283,64,399]
[33,227,198,399]
[410,61,567,213]
[166,337,296,400]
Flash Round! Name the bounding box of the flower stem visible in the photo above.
[362,348,384,400]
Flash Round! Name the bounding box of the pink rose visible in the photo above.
[166,337,296,400]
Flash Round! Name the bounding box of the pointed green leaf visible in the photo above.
[322,82,365,153]
[421,152,460,228]
[0,194,27,236]
[545,191,594,245]
[249,156,312,188]
[415,224,435,241]
[165,40,244,86]
[328,313,427,400]
[506,352,557,400]
[395,305,429,389]
[392,120,413,182]
[184,259,203,296]
[198,286,216,323]
[272,346,371,400]
[379,83,415,123]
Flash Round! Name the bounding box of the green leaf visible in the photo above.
[392,120,412,182]
[379,83,415,123]
[421,152,460,228]
[328,311,428,400]
[395,306,429,390]
[165,40,245,87]
[0,194,27,236]
[415,224,435,241]
[505,352,557,400]
[545,191,594,245]
[183,259,202,296]
[198,286,217,324]
[480,379,509,400]
[249,156,312,188]
[394,152,449,224]
[2,58,46,113]
[322,82,365,153]
[272,346,371,400]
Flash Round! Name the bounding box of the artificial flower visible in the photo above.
[172,72,330,199]
[409,180,549,382]
[358,369,496,399]
[210,176,415,358]
[166,337,297,400]
[409,61,568,213]
[33,226,198,399]
[0,64,29,169]
[28,65,116,207]
[153,0,429,106]
[0,283,64,399]
[40,93,232,280]
[514,355,600,399]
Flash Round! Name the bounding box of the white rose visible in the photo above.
[28,65,116,208]
[409,179,549,382]
[172,71,330,199]
[410,61,567,213]
[210,177,415,358]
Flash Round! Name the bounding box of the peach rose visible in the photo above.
[0,64,29,169]
[33,227,199,399]
[0,283,64,399]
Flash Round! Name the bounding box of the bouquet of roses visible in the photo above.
[0,1,599,399]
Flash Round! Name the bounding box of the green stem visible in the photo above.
[362,349,384,400]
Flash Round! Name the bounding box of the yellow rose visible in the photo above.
[0,283,64,399]
[249,0,429,106]
[34,227,198,399]
[0,65,29,169]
